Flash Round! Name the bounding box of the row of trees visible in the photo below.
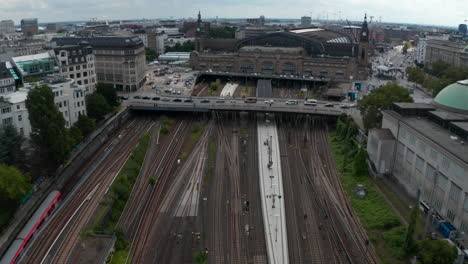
[165,40,195,53]
[26,83,118,167]
[145,47,158,62]
[358,82,413,130]
[406,60,468,96]
[209,26,237,39]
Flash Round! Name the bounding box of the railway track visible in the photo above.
[127,120,192,263]
[20,117,154,264]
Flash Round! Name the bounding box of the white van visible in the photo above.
[304,99,317,106]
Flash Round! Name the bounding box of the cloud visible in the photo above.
[0,0,463,26]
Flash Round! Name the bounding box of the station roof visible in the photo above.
[433,80,468,114]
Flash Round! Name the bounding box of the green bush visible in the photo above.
[383,226,408,259]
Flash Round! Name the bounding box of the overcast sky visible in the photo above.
[1,0,466,27]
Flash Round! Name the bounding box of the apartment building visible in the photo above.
[21,18,38,37]
[54,43,97,94]
[54,36,146,92]
[0,20,15,36]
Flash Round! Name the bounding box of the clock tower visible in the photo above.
[358,14,369,66]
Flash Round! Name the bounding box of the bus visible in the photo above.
[244,97,257,103]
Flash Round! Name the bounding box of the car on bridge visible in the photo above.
[216,98,225,103]
[200,99,210,103]
[152,97,160,101]
[286,100,298,105]
[134,95,141,99]
[324,103,334,107]
[173,98,182,102]
[161,97,170,101]
[244,97,257,103]
[184,99,193,103]
[142,96,151,100]
[304,99,317,106]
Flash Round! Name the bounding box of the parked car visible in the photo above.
[133,95,141,99]
[161,97,170,101]
[142,96,150,100]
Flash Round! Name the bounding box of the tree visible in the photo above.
[165,40,195,52]
[429,60,451,78]
[352,147,368,177]
[418,239,457,264]
[145,47,158,62]
[0,164,31,203]
[209,26,237,39]
[402,42,411,54]
[96,83,119,107]
[194,250,208,264]
[26,84,72,165]
[403,206,419,255]
[75,115,96,137]
[69,125,83,148]
[86,93,111,120]
[0,124,23,165]
[210,82,220,91]
[358,82,413,130]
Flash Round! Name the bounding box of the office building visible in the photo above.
[415,35,450,65]
[425,39,468,68]
[54,36,146,92]
[21,18,38,37]
[301,16,312,27]
[367,80,468,233]
[54,43,97,94]
[0,20,15,36]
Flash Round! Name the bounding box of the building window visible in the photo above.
[84,79,88,85]
[62,67,68,72]
[69,66,74,71]
[446,209,456,222]
[77,73,81,78]
[418,141,426,153]
[437,174,448,191]
[77,81,82,85]
[70,74,74,79]
[76,65,81,70]
[83,72,88,77]
[449,184,461,202]
[18,115,22,121]
[61,52,66,57]
[409,134,416,146]
[430,148,438,161]
[19,128,23,135]
[406,149,414,165]
[400,128,407,139]
[434,199,443,211]
[442,156,450,170]
[2,117,12,125]
[1,107,11,113]
[64,101,67,107]
[415,156,424,172]
[16,105,20,110]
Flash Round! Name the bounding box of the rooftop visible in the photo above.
[394,102,436,110]
[374,128,395,140]
[385,110,468,164]
[433,80,468,114]
[53,36,144,49]
[5,90,28,104]
[12,51,54,63]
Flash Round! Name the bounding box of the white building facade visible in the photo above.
[54,44,97,94]
[415,35,449,65]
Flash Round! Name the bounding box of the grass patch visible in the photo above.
[180,122,204,159]
[109,250,129,264]
[92,133,151,233]
[331,135,401,230]
[203,137,217,187]
[160,116,176,136]
[330,122,407,264]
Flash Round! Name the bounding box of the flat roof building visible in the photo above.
[53,36,146,92]
[368,80,468,235]
[11,51,57,80]
[21,18,38,37]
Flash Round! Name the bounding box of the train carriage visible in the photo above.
[1,190,62,264]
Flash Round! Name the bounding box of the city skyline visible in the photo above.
[1,0,466,27]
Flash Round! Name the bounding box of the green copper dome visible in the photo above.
[433,80,468,113]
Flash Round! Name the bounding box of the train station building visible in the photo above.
[190,15,371,81]
[367,80,468,234]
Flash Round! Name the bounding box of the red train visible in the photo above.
[1,190,62,264]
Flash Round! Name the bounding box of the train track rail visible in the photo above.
[20,117,154,264]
